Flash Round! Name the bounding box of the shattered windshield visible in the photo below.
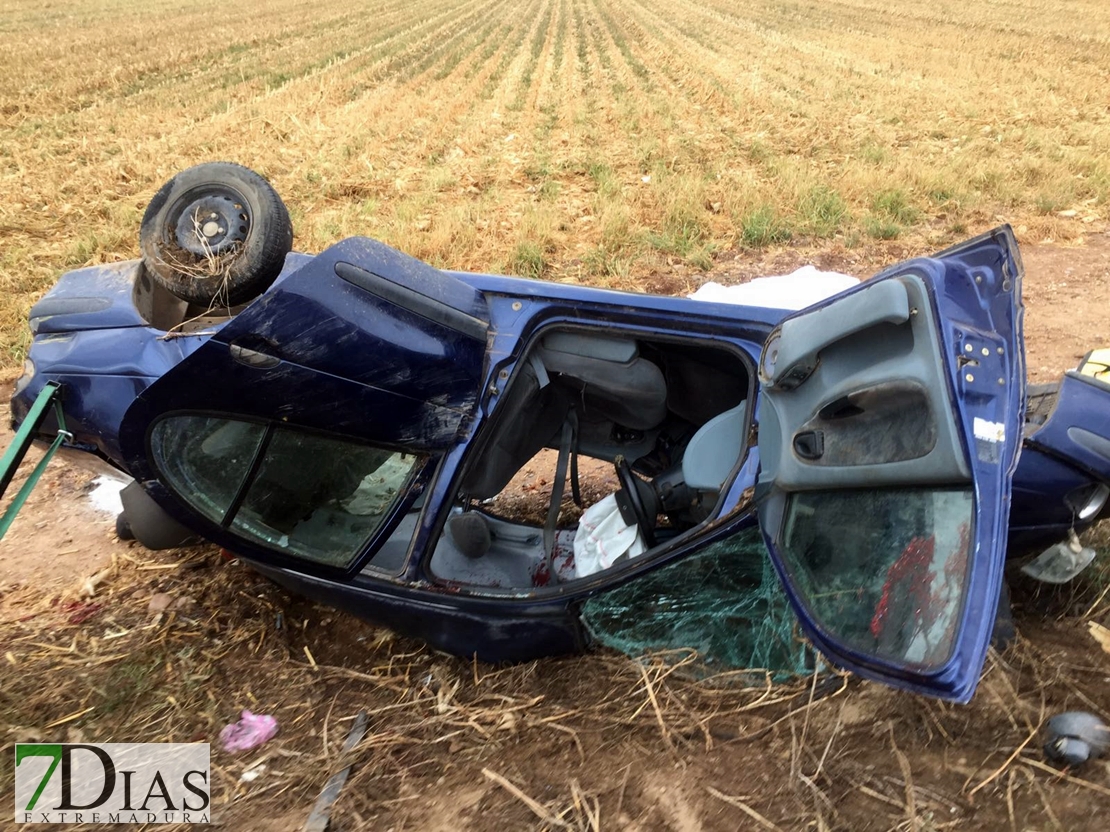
[581,525,813,679]
[779,487,973,669]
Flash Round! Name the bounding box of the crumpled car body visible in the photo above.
[10,225,1110,702]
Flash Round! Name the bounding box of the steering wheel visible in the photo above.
[614,455,656,548]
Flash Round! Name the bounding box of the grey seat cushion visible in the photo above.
[539,335,667,430]
[681,401,748,491]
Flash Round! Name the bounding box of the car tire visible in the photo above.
[139,162,293,306]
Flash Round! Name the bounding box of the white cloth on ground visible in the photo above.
[688,266,858,310]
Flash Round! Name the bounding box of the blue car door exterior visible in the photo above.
[117,238,492,577]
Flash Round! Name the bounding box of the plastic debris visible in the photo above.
[1089,621,1110,655]
[219,710,278,753]
[1020,529,1096,584]
[1043,711,1110,766]
[303,711,369,832]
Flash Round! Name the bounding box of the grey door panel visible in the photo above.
[758,275,971,491]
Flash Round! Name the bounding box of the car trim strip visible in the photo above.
[335,261,489,342]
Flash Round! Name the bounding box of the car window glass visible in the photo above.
[779,488,972,669]
[150,416,265,525]
[151,416,422,569]
[229,430,421,568]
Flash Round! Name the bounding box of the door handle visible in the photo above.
[229,342,280,369]
[793,430,825,460]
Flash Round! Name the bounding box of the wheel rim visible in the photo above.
[166,186,251,257]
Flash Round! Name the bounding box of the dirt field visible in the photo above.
[3,0,1110,828]
[2,234,1110,831]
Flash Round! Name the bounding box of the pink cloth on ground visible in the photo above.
[219,710,278,753]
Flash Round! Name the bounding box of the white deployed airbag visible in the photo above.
[574,493,646,577]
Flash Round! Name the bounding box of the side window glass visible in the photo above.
[151,415,422,569]
[150,416,265,525]
[779,488,973,669]
[230,430,421,568]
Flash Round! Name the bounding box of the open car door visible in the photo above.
[756,226,1024,702]
[118,238,490,577]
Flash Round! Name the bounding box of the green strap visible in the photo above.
[0,382,69,540]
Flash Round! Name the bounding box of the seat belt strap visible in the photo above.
[568,409,581,507]
[543,418,574,584]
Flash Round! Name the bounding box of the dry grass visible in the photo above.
[1,418,1109,827]
[3,5,1110,824]
[0,538,819,827]
[1,0,1109,364]
[3,526,1110,828]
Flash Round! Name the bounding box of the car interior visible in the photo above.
[399,327,755,591]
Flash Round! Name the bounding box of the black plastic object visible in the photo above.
[446,513,492,559]
[115,511,134,541]
[1043,711,1110,766]
[120,481,200,550]
[614,455,657,548]
[140,162,293,306]
[793,430,825,460]
[336,262,488,342]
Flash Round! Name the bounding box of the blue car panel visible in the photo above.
[9,217,1108,704]
[755,227,1024,702]
[1027,371,1110,482]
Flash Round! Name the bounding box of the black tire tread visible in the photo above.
[139,162,293,306]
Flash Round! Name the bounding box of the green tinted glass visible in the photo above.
[780,488,973,669]
[152,416,421,569]
[150,416,265,525]
[230,430,421,568]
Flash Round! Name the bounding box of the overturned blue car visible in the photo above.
[9,163,1110,703]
